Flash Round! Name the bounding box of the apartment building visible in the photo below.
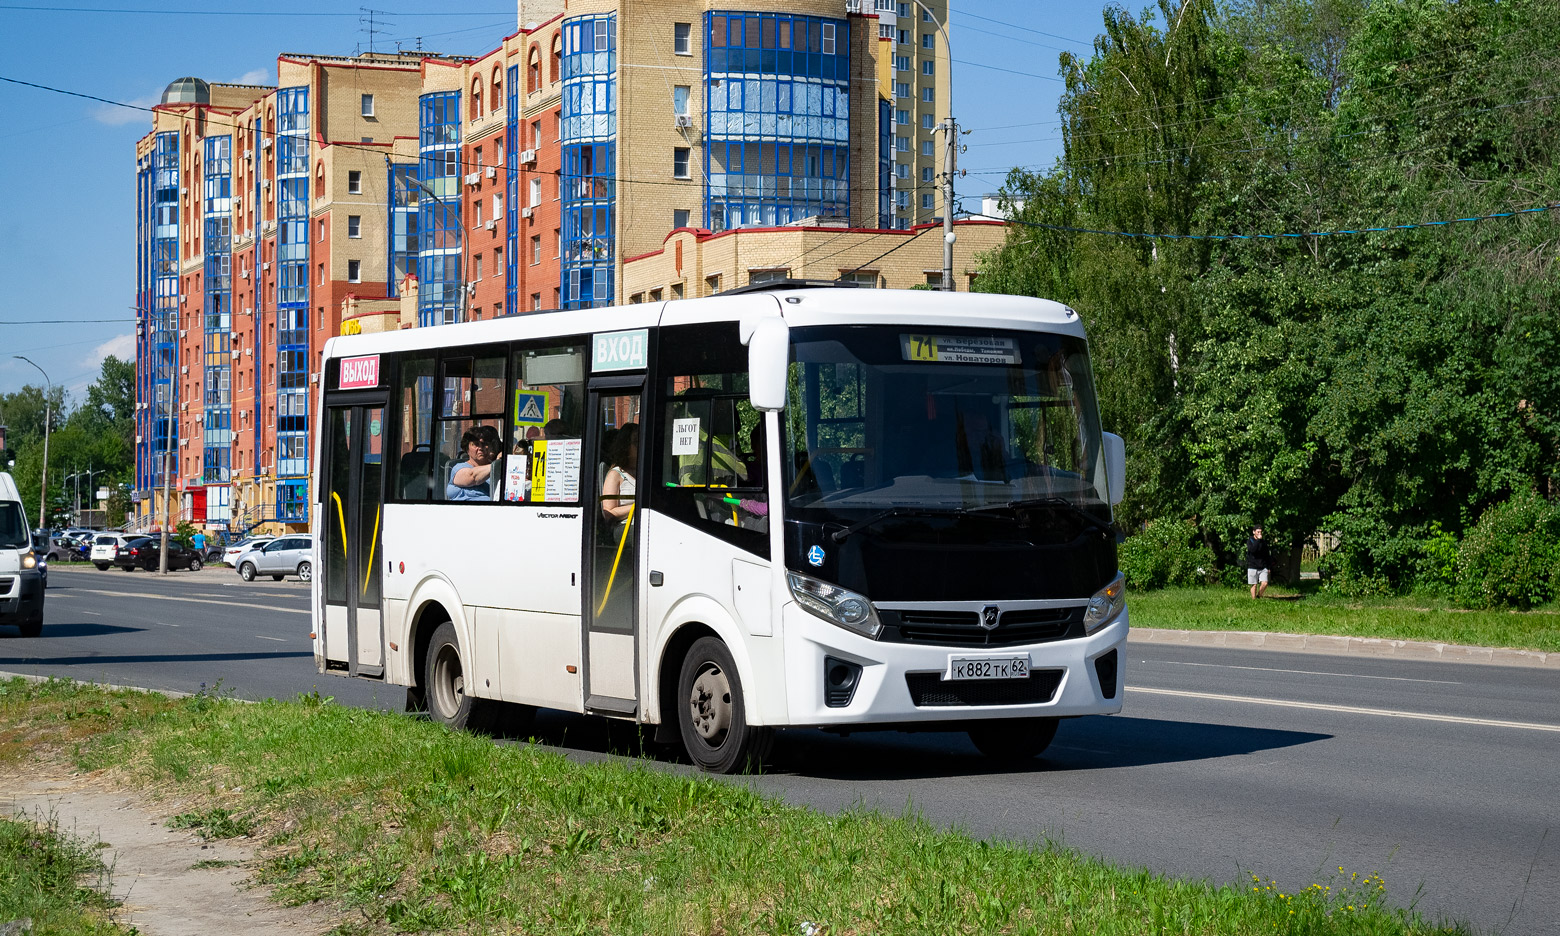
[134,0,968,536]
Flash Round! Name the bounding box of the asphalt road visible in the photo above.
[8,563,1557,934]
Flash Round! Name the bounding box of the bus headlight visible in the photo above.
[786,572,882,639]
[1083,572,1126,634]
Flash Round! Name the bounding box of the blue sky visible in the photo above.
[0,1,1115,401]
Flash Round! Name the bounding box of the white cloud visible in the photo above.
[92,93,160,126]
[230,68,273,86]
[82,333,136,370]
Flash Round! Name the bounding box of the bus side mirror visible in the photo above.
[747,316,790,412]
[1103,432,1125,506]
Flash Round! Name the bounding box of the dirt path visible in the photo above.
[3,772,335,936]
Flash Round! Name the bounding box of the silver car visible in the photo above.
[236,534,314,582]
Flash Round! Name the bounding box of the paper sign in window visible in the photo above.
[528,438,582,503]
[672,417,702,456]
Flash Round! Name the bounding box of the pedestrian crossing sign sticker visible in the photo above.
[514,391,549,429]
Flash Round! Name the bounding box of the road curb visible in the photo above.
[1128,627,1560,670]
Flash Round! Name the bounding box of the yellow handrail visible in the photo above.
[594,503,635,618]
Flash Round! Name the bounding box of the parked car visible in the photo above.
[236,535,313,582]
[110,535,156,571]
[89,533,136,570]
[119,537,203,572]
[223,535,275,567]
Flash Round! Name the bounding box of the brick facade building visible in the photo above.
[134,0,979,538]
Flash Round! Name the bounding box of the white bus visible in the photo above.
[311,285,1128,772]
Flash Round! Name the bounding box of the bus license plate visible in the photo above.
[946,656,1030,681]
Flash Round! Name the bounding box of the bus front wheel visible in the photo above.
[424,621,499,734]
[676,637,772,774]
[967,717,1059,763]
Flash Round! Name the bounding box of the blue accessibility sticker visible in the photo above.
[806,545,826,567]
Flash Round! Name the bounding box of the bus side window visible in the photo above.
[508,343,586,503]
[394,355,437,501]
[437,355,507,501]
[654,323,768,554]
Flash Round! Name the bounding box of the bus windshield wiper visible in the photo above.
[966,496,1112,533]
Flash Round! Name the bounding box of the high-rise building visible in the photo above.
[134,1,995,537]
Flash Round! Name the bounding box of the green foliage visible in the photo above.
[173,519,198,548]
[1119,519,1217,590]
[978,0,1560,580]
[0,813,128,933]
[1454,492,1560,609]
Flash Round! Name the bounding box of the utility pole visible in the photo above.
[13,356,51,531]
[941,116,957,291]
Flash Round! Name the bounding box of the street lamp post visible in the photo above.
[908,1,958,291]
[13,356,52,531]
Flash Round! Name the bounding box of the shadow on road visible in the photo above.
[0,651,313,665]
[0,622,145,639]
[501,710,1329,781]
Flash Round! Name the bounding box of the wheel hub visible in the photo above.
[688,663,732,741]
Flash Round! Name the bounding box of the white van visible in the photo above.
[0,473,45,637]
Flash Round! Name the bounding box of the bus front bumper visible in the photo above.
[780,602,1128,727]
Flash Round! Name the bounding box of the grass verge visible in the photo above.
[1128,585,1560,653]
[0,810,131,934]
[0,677,1468,936]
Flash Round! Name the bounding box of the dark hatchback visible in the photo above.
[114,536,204,572]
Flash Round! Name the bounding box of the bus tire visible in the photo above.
[676,636,772,774]
[424,621,499,734]
[967,717,1059,763]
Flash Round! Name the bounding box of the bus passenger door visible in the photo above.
[321,401,386,676]
[582,385,642,716]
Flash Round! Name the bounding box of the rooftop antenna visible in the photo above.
[359,7,393,55]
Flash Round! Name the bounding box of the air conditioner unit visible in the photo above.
[521,206,534,219]
[243,149,253,162]
[485,219,498,231]
[263,261,271,270]
[180,329,188,338]
[263,179,271,189]
[260,466,269,476]
[466,282,478,295]
[486,166,497,179]
[520,149,537,165]
[261,137,272,149]
[241,269,249,278]
[465,172,481,185]
[310,374,319,384]
[675,115,694,130]
[245,348,252,356]
[230,330,240,339]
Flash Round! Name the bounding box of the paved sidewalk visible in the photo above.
[1130,627,1559,670]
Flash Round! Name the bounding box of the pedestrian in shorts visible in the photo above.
[1245,526,1271,599]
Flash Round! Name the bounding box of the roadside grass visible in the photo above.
[0,677,1468,936]
[1128,585,1560,653]
[0,811,131,934]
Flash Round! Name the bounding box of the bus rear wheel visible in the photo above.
[967,717,1059,763]
[424,621,499,734]
[676,637,772,774]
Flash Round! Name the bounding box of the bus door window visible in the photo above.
[654,322,769,552]
[324,407,353,606]
[507,344,585,502]
[393,356,436,501]
[592,393,640,628]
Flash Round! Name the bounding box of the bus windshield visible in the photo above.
[782,325,1109,526]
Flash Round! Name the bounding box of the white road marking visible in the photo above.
[1131,686,1560,733]
[255,635,287,642]
[81,611,101,616]
[1149,659,1461,685]
[62,588,308,614]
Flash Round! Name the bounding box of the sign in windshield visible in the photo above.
[901,334,1020,365]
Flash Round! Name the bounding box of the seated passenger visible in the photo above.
[447,425,501,500]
